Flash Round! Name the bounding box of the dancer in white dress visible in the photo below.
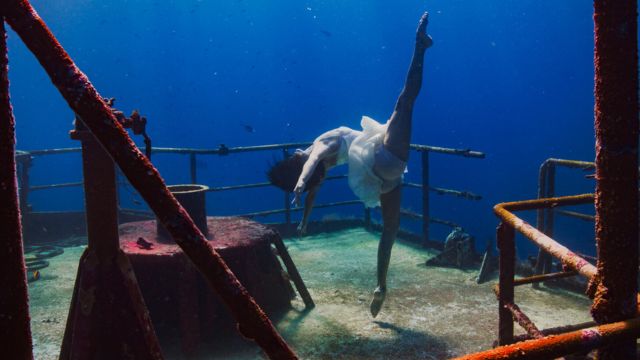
[268,12,432,317]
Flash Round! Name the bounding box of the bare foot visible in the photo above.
[369,286,386,318]
[417,12,433,50]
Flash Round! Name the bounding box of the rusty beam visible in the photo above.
[0,18,33,360]
[513,271,577,287]
[494,194,597,280]
[497,223,515,345]
[453,316,640,360]
[591,0,639,358]
[59,130,163,359]
[1,1,297,358]
[504,302,543,340]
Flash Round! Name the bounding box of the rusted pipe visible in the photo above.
[410,144,485,158]
[59,126,163,359]
[452,316,640,360]
[403,182,482,200]
[494,195,597,280]
[497,223,515,345]
[546,158,595,170]
[421,150,430,246]
[0,18,33,360]
[504,302,544,339]
[509,320,597,343]
[513,271,577,287]
[533,161,549,288]
[541,163,556,276]
[1,2,297,358]
[555,209,595,222]
[591,0,639,358]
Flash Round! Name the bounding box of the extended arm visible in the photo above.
[292,138,339,205]
[297,185,319,236]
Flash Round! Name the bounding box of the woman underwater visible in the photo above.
[268,12,433,318]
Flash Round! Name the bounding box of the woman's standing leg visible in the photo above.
[370,12,432,318]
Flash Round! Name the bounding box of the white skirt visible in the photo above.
[348,116,407,208]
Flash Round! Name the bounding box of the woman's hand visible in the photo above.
[297,221,307,236]
[292,183,304,207]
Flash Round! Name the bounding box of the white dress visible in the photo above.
[347,116,407,208]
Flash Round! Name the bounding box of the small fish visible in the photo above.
[242,124,256,133]
[320,29,332,38]
[28,270,40,283]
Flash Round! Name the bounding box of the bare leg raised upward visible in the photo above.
[370,12,432,318]
[383,11,432,162]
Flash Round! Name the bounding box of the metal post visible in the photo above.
[61,126,163,359]
[421,150,430,247]
[282,148,291,232]
[79,130,119,259]
[364,207,371,230]
[0,18,33,359]
[17,155,31,216]
[189,152,197,183]
[497,222,515,345]
[542,163,556,273]
[592,0,639,358]
[532,161,547,288]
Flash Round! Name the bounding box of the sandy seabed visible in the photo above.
[28,229,592,359]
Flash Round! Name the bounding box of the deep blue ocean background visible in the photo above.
[8,1,599,258]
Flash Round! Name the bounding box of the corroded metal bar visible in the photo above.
[282,148,291,230]
[208,175,347,193]
[17,151,30,215]
[497,223,515,345]
[504,302,543,339]
[239,200,363,218]
[269,232,315,309]
[555,209,595,222]
[2,2,297,358]
[546,158,595,170]
[60,127,163,359]
[452,316,640,360]
[498,193,594,212]
[542,163,556,275]
[207,182,272,192]
[0,18,33,360]
[397,209,461,228]
[26,147,81,156]
[494,195,597,280]
[23,143,485,158]
[510,321,596,343]
[151,143,313,155]
[410,144,485,158]
[532,161,549,288]
[592,1,639,358]
[29,181,83,191]
[189,153,197,183]
[513,271,577,286]
[421,151,430,246]
[403,182,482,200]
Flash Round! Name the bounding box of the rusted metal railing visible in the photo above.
[460,193,640,359]
[533,158,595,284]
[16,142,484,246]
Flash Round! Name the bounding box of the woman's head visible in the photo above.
[268,151,326,192]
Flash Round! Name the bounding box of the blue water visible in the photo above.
[8,1,598,257]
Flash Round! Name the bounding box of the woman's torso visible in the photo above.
[313,126,361,168]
